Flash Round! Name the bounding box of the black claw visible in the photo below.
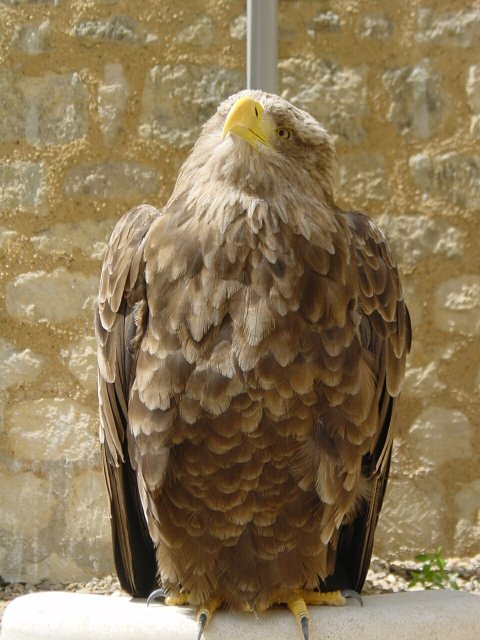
[341,589,363,607]
[196,612,207,640]
[146,588,167,606]
[300,615,309,640]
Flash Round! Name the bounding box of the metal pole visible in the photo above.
[247,0,278,94]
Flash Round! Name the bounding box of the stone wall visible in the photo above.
[0,0,479,583]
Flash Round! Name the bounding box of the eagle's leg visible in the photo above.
[287,590,348,640]
[196,598,221,640]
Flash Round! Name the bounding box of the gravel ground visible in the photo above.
[1,556,479,623]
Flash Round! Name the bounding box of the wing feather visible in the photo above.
[324,210,411,593]
[95,204,161,597]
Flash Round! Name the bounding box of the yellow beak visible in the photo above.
[222,96,271,148]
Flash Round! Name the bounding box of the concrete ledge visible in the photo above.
[1,590,480,640]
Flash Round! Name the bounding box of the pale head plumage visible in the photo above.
[168,90,336,215]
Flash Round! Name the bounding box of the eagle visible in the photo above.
[95,90,411,640]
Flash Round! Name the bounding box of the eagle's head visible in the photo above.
[171,90,336,207]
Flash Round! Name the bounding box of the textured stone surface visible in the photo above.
[417,8,480,48]
[229,15,246,40]
[98,64,129,144]
[307,11,342,36]
[383,60,449,138]
[470,115,480,138]
[338,153,388,201]
[280,59,367,145]
[0,227,17,249]
[6,398,99,466]
[356,14,394,40]
[139,64,243,147]
[0,71,89,146]
[61,336,98,393]
[410,153,480,208]
[407,407,473,471]
[5,269,98,323]
[174,16,215,46]
[64,162,158,200]
[434,275,480,335]
[454,480,480,555]
[72,16,158,44]
[466,64,480,113]
[64,471,111,541]
[12,19,52,54]
[403,361,447,401]
[377,214,463,265]
[0,471,56,538]
[0,161,46,214]
[370,476,446,558]
[0,338,44,391]
[4,591,480,640]
[31,219,115,261]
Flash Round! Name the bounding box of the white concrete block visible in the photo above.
[2,590,480,640]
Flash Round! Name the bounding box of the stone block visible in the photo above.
[407,407,472,470]
[356,14,394,40]
[434,275,480,335]
[64,162,158,200]
[0,161,46,214]
[72,16,159,45]
[279,59,367,145]
[337,153,388,201]
[0,0,56,4]
[98,64,129,144]
[470,115,480,138]
[174,16,215,46]
[60,336,98,393]
[376,214,463,265]
[0,227,17,249]
[15,71,88,146]
[417,8,480,48]
[374,476,445,557]
[403,361,446,401]
[12,19,52,54]
[307,11,342,36]
[0,338,44,391]
[5,268,98,323]
[6,583,480,640]
[139,64,243,147]
[466,64,480,113]
[410,152,480,209]
[5,398,99,466]
[383,60,449,139]
[31,218,116,261]
[0,471,56,538]
[64,471,111,542]
[22,554,86,586]
[230,15,246,40]
[454,480,480,556]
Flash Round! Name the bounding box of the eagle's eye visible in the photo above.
[275,127,291,140]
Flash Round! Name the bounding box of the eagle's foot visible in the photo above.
[196,598,221,640]
[146,588,190,607]
[287,589,347,640]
